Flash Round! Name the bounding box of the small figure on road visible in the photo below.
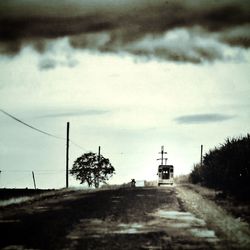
[131,179,136,187]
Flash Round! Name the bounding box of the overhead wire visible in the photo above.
[69,140,88,151]
[0,108,88,151]
[0,109,95,187]
[1,109,148,156]
[0,109,65,140]
[0,169,65,173]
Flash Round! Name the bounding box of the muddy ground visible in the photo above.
[0,186,249,250]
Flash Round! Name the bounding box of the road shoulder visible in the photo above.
[176,184,250,249]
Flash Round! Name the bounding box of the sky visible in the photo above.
[0,0,249,188]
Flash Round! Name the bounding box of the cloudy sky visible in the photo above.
[0,0,249,188]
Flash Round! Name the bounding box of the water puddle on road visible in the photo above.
[67,210,218,246]
[111,196,122,200]
[190,228,216,238]
[136,194,155,197]
[114,223,144,234]
[154,210,206,226]
[111,196,123,203]
[152,209,218,242]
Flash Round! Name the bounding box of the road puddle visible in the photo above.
[114,223,144,234]
[167,222,191,228]
[67,209,218,245]
[152,209,218,242]
[34,205,49,211]
[111,200,120,203]
[190,228,215,238]
[154,210,206,226]
[136,194,154,197]
[111,196,123,203]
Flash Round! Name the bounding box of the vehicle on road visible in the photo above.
[157,165,174,186]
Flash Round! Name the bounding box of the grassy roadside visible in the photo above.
[177,182,250,225]
[176,184,250,249]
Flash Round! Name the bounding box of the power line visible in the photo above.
[0,109,65,140]
[0,169,64,173]
[70,140,88,151]
[1,109,89,151]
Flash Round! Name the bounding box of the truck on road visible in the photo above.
[158,164,174,186]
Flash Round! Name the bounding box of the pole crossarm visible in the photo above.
[157,146,168,165]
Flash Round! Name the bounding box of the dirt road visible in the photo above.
[0,186,249,249]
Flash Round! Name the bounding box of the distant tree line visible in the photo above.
[189,134,250,198]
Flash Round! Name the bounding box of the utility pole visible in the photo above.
[32,171,37,189]
[200,144,203,167]
[98,146,101,162]
[66,122,70,188]
[157,146,168,165]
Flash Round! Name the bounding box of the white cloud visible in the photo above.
[125,27,248,63]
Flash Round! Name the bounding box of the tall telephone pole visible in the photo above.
[200,144,203,167]
[66,122,70,188]
[98,146,101,162]
[157,145,168,165]
[32,171,37,189]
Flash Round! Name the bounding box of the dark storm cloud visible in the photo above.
[218,25,250,48]
[175,113,235,124]
[0,0,249,62]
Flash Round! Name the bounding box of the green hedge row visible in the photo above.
[189,134,250,198]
